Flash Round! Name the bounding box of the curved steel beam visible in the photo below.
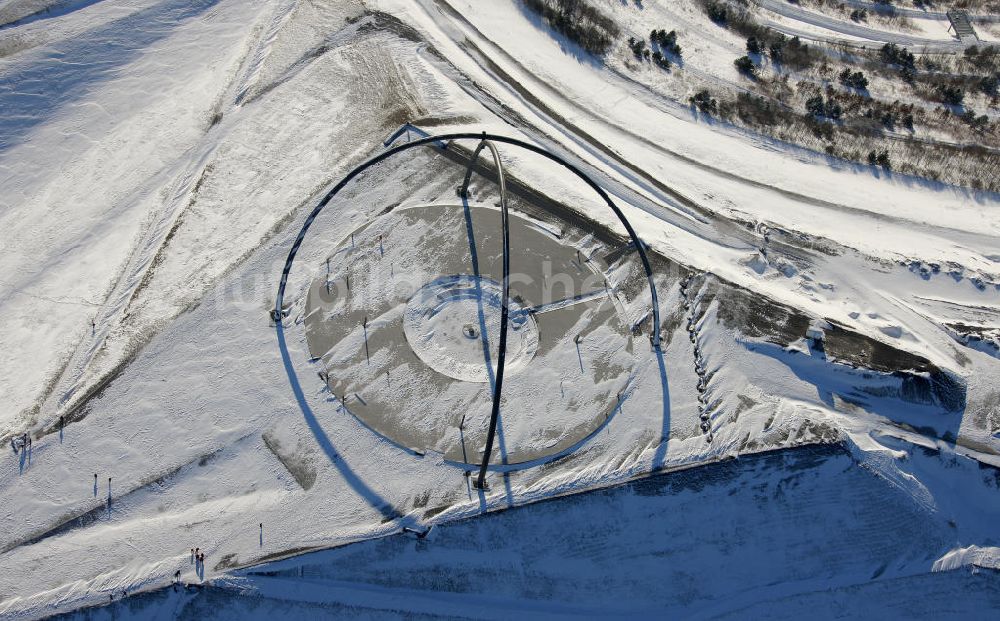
[274,132,662,481]
[459,138,511,489]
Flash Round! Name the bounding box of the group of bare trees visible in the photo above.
[523,0,620,56]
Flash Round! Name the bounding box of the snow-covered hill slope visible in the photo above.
[0,0,998,618]
[47,446,1000,619]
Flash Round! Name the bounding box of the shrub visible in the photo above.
[960,110,989,130]
[733,92,781,126]
[777,36,814,70]
[707,2,727,24]
[938,84,964,106]
[867,149,891,169]
[964,45,1000,71]
[978,75,998,96]
[769,36,785,63]
[734,55,757,78]
[838,69,868,90]
[650,29,682,57]
[628,36,646,59]
[808,118,835,141]
[806,95,842,120]
[698,1,815,69]
[879,43,915,71]
[690,89,718,114]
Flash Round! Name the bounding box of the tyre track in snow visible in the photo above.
[414,0,995,260]
[45,0,299,418]
[234,0,296,107]
[413,0,763,255]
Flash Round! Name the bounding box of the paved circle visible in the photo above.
[402,275,539,383]
[303,202,638,465]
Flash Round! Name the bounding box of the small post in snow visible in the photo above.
[363,316,370,365]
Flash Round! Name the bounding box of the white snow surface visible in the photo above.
[0,0,998,618]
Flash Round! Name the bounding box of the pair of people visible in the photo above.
[191,547,206,564]
[9,433,29,454]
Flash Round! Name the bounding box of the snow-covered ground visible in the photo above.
[1,0,998,618]
[45,445,1000,619]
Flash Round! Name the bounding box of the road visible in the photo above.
[413,0,997,248]
[838,0,1000,23]
[753,0,968,51]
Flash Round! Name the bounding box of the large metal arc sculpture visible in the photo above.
[274,132,661,490]
[460,139,511,489]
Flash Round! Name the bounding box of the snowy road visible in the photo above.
[838,0,1000,23]
[411,0,1000,269]
[754,0,967,51]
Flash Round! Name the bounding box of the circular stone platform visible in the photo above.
[303,202,639,466]
[402,275,539,383]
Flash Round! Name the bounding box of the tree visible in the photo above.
[782,36,815,70]
[879,43,915,71]
[651,28,682,57]
[690,90,717,115]
[978,75,998,96]
[734,55,757,78]
[961,110,989,130]
[629,37,647,60]
[663,30,681,57]
[938,84,964,106]
[806,95,841,120]
[838,69,868,90]
[746,36,762,56]
[769,35,786,63]
[707,2,727,24]
[867,150,890,170]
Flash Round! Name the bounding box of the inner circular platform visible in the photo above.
[402,275,539,383]
[303,202,638,466]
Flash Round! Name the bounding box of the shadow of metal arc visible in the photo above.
[274,131,666,490]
